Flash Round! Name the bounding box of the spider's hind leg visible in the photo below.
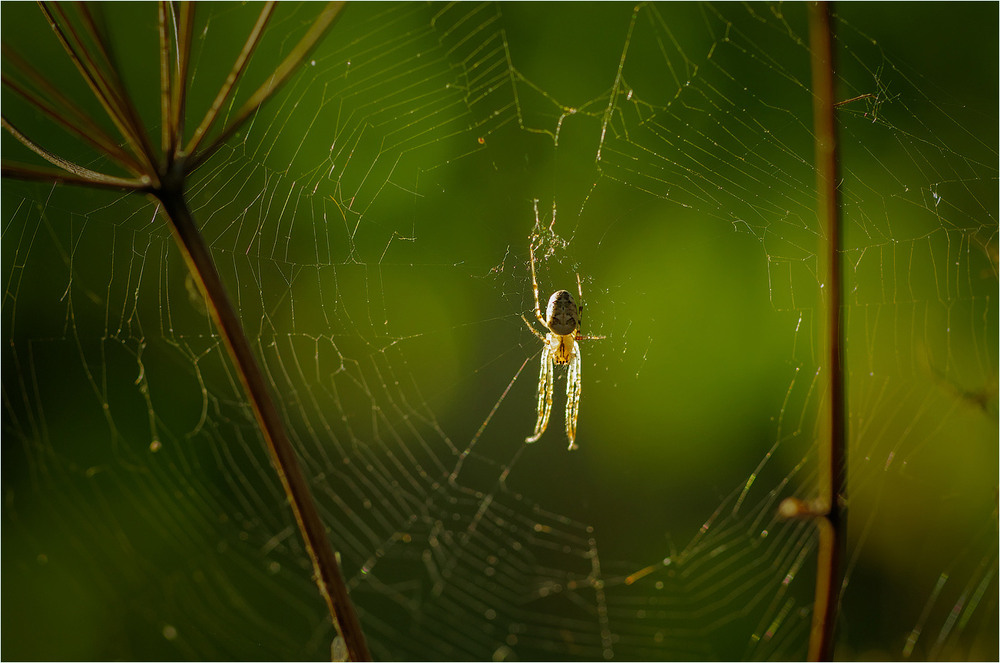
[565,345,582,450]
[525,343,555,443]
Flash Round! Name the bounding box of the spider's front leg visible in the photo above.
[525,340,555,443]
[529,241,548,328]
[520,314,547,342]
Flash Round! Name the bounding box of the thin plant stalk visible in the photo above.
[185,2,277,158]
[187,1,345,171]
[0,162,146,192]
[1,48,141,172]
[777,2,847,659]
[1,117,148,189]
[158,2,172,157]
[37,2,157,176]
[168,2,195,161]
[808,2,847,660]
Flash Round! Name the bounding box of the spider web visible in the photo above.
[2,3,997,660]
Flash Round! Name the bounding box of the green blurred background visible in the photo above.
[2,2,997,660]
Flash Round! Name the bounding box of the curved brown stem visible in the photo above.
[1,161,146,192]
[1,117,149,190]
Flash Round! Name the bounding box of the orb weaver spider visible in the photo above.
[521,232,603,451]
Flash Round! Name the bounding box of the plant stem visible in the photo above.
[188,1,345,171]
[1,117,149,190]
[38,2,157,175]
[185,2,277,158]
[1,53,139,172]
[156,179,371,662]
[807,2,847,660]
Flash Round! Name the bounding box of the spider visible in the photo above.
[521,236,603,451]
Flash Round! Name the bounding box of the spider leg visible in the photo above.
[573,277,604,341]
[565,343,581,450]
[529,239,546,327]
[525,341,554,443]
[520,314,546,342]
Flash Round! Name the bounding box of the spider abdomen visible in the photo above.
[545,290,579,335]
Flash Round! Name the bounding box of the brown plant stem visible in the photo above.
[187,1,345,171]
[1,117,149,189]
[0,162,145,191]
[155,175,371,661]
[807,2,847,660]
[158,2,172,157]
[168,3,194,160]
[37,2,157,175]
[185,2,277,157]
[1,54,139,172]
